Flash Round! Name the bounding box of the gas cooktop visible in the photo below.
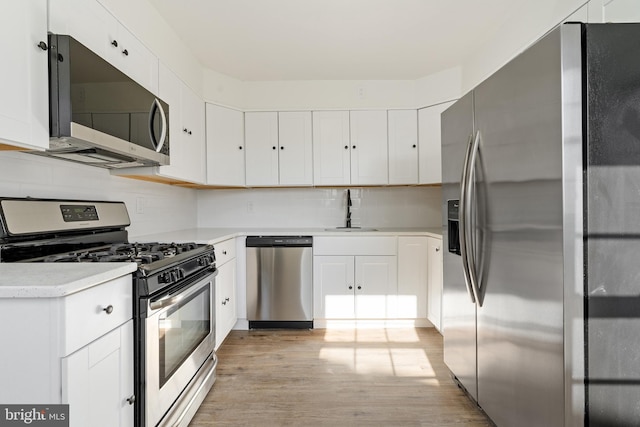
[40,242,201,264]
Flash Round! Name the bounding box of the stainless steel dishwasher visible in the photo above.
[246,236,313,329]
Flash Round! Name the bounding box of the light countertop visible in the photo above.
[2,228,442,299]
[133,227,443,245]
[0,263,137,298]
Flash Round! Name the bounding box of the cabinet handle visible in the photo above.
[344,145,349,149]
[280,146,284,150]
[183,128,188,133]
[122,49,129,56]
[239,146,243,150]
[188,130,192,135]
[352,145,356,149]
[38,41,48,51]
[111,40,118,47]
[222,250,227,255]
[348,285,353,290]
[435,247,441,252]
[412,144,417,148]
[225,297,230,302]
[102,305,114,314]
[126,395,135,405]
[357,285,362,290]
[222,300,227,305]
[272,146,276,150]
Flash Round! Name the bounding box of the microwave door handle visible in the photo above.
[149,98,168,153]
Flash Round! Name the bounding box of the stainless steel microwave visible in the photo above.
[38,34,169,169]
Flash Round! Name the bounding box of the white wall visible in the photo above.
[197,187,442,229]
[0,152,197,239]
[460,0,589,93]
[203,66,462,111]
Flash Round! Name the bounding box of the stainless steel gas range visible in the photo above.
[0,197,217,427]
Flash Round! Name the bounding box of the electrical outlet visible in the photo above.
[357,85,366,100]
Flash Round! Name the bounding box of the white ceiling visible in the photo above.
[147,0,523,82]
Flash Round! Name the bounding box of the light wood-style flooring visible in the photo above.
[190,328,491,426]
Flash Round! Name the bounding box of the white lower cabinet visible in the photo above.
[314,255,397,319]
[62,320,134,427]
[313,236,398,320]
[426,236,443,331]
[397,236,428,319]
[0,274,134,426]
[215,238,238,349]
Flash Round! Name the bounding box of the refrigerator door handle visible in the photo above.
[459,132,477,304]
[461,130,483,306]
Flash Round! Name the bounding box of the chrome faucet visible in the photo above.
[345,189,352,228]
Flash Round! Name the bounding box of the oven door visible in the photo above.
[145,268,217,427]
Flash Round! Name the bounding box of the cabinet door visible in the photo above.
[278,112,313,186]
[426,237,443,331]
[388,110,418,184]
[157,64,182,177]
[179,83,206,184]
[355,256,397,319]
[62,320,134,427]
[49,0,158,95]
[0,0,49,150]
[205,104,245,186]
[418,101,455,184]
[397,236,428,319]
[110,25,159,95]
[245,112,279,186]
[350,110,389,185]
[215,260,237,350]
[158,65,205,184]
[49,0,115,60]
[312,111,351,185]
[313,256,355,319]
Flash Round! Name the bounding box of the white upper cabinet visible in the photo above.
[312,110,389,186]
[245,111,313,187]
[49,0,158,94]
[0,0,49,150]
[206,104,245,186]
[313,111,351,185]
[349,110,388,185]
[278,112,313,186]
[418,101,455,184]
[388,110,419,184]
[245,112,279,186]
[155,64,205,184]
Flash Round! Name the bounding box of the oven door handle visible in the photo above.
[150,294,184,311]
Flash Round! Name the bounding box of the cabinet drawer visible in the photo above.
[314,236,397,256]
[215,238,236,266]
[62,275,132,355]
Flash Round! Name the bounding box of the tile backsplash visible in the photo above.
[0,152,197,239]
[197,186,443,229]
[1,152,444,236]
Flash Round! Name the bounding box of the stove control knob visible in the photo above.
[177,268,185,279]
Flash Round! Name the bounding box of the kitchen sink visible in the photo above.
[324,227,378,232]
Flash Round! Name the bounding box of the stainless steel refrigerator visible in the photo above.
[442,22,640,426]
